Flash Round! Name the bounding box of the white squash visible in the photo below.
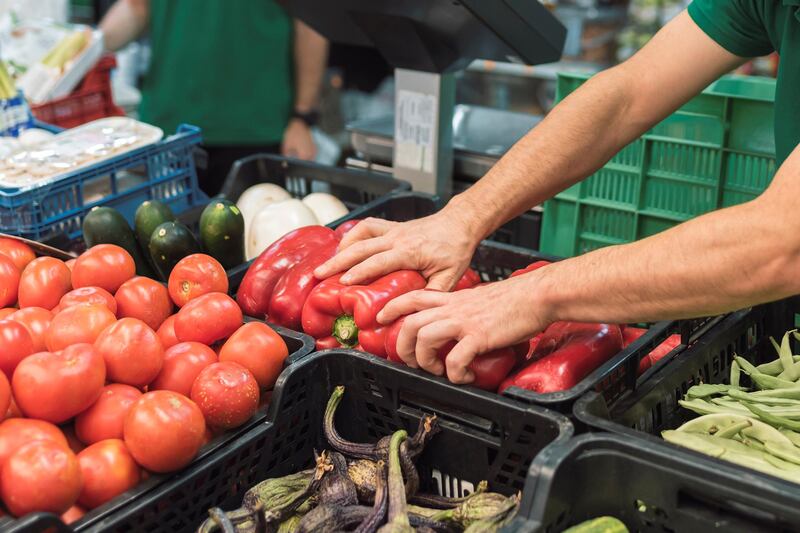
[246,199,319,260]
[236,183,291,231]
[302,193,348,225]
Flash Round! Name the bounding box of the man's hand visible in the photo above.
[377,272,551,384]
[282,119,317,160]
[314,205,481,290]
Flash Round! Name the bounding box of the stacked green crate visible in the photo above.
[540,73,776,257]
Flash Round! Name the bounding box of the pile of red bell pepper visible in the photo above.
[236,223,682,394]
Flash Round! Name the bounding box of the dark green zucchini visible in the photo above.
[148,221,201,280]
[82,206,155,277]
[199,199,245,269]
[134,200,175,254]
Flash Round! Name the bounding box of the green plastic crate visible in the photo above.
[540,73,776,257]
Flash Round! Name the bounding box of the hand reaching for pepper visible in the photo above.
[377,271,552,384]
[314,208,478,291]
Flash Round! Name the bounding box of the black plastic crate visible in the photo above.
[230,192,702,416]
[220,153,410,213]
[2,323,315,533]
[22,349,572,532]
[519,433,800,532]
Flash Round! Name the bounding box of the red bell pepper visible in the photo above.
[637,333,681,375]
[383,317,519,391]
[453,268,481,290]
[510,260,551,278]
[236,226,340,327]
[335,219,361,238]
[301,270,426,355]
[499,322,623,394]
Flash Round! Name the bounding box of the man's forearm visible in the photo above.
[532,150,800,324]
[100,0,148,52]
[445,11,743,243]
[292,21,327,113]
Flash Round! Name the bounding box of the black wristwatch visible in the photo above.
[291,109,320,127]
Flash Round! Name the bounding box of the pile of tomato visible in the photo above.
[0,238,289,523]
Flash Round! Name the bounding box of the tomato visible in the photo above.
[13,343,106,423]
[94,318,163,387]
[0,320,34,379]
[1,440,81,516]
[0,418,68,467]
[115,276,173,331]
[72,244,135,294]
[0,373,9,422]
[0,254,19,309]
[18,257,72,310]
[191,362,259,430]
[45,303,116,352]
[77,439,141,509]
[123,390,205,473]
[61,505,85,524]
[60,287,117,315]
[156,314,180,349]
[174,292,242,345]
[0,308,15,320]
[9,307,53,353]
[5,395,21,419]
[149,342,217,397]
[75,384,142,445]
[219,322,288,389]
[0,238,35,272]
[61,425,86,455]
[168,254,228,308]
[65,258,76,271]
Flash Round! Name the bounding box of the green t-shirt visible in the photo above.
[139,0,293,146]
[688,0,798,165]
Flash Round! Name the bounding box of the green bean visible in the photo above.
[758,356,800,376]
[731,359,741,387]
[763,453,800,473]
[780,428,800,448]
[750,388,800,399]
[662,430,724,457]
[686,384,743,399]
[770,336,781,356]
[742,402,800,432]
[778,329,800,372]
[778,362,800,382]
[735,356,800,390]
[792,331,800,344]
[764,441,800,466]
[678,413,792,447]
[679,399,742,416]
[739,436,766,452]
[728,389,800,406]
[715,419,752,439]
[711,398,800,418]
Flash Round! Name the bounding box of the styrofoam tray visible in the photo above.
[0,117,163,190]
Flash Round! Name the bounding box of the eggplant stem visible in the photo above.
[324,386,376,458]
[386,430,411,527]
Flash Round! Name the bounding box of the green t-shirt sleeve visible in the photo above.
[688,0,774,57]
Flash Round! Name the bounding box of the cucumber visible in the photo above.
[563,517,628,533]
[199,199,245,270]
[134,200,174,253]
[82,206,156,278]
[148,221,201,280]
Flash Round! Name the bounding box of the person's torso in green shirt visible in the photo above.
[140,0,293,146]
[688,0,799,166]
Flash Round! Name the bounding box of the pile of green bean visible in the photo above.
[663,330,800,482]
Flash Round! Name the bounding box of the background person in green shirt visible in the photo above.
[100,0,327,195]
[316,0,800,384]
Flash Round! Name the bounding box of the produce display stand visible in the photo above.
[1,123,207,243]
[30,55,125,129]
[0,321,314,533]
[42,349,571,532]
[229,191,717,417]
[519,433,800,532]
[572,297,800,529]
[541,73,776,257]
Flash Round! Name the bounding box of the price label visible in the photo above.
[395,90,436,173]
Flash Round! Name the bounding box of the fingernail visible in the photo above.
[429,362,445,376]
[341,274,352,284]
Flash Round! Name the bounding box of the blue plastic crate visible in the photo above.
[0,123,207,241]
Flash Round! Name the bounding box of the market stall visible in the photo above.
[0,1,794,532]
